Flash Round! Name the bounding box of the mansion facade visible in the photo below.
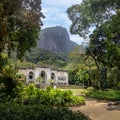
[18,66,68,86]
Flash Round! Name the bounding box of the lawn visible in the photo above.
[60,89,85,96]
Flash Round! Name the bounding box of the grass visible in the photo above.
[59,87,120,101]
[59,89,85,96]
[57,85,83,89]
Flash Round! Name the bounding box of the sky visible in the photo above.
[41,0,84,45]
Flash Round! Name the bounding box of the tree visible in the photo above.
[67,1,120,66]
[68,45,96,86]
[67,0,120,38]
[87,12,120,69]
[67,0,120,89]
[69,45,86,63]
[0,0,44,95]
[25,48,68,69]
[0,0,44,59]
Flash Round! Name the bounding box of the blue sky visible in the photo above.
[41,0,84,45]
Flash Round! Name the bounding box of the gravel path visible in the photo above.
[70,97,120,120]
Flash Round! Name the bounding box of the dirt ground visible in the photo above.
[70,97,120,120]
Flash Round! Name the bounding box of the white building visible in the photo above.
[18,66,68,86]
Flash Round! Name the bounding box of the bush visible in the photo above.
[0,104,90,120]
[87,87,95,91]
[15,84,85,106]
[0,64,24,97]
[86,89,120,101]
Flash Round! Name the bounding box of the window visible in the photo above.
[40,71,46,83]
[29,72,34,80]
[51,73,55,80]
[58,76,66,81]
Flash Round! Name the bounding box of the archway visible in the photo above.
[40,71,46,83]
[29,71,34,80]
[51,73,56,81]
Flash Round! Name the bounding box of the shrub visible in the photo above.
[16,85,85,106]
[86,89,120,101]
[0,104,90,120]
[0,64,25,98]
[87,87,95,92]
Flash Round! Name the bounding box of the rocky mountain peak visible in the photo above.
[37,26,78,53]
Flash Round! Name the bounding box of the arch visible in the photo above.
[40,71,46,83]
[51,73,56,81]
[29,71,34,80]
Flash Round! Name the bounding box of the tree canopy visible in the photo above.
[67,0,120,38]
[67,0,120,89]
[0,0,44,59]
[67,0,120,67]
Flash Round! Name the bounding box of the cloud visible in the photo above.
[42,0,83,44]
[70,35,84,45]
[42,0,82,8]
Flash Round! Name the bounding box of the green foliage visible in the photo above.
[106,67,120,89]
[67,0,120,89]
[57,85,83,89]
[0,53,25,99]
[18,84,85,106]
[68,64,80,85]
[87,17,120,69]
[17,60,35,68]
[0,53,8,72]
[68,59,97,88]
[0,0,44,95]
[0,53,18,96]
[69,45,86,63]
[67,0,120,38]
[25,48,68,69]
[0,64,24,98]
[76,65,89,86]
[86,87,95,92]
[0,65,16,94]
[0,104,90,120]
[0,85,87,119]
[0,0,44,59]
[67,45,99,88]
[86,89,120,101]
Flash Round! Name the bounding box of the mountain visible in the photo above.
[37,26,78,53]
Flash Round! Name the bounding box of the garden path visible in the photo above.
[70,97,120,120]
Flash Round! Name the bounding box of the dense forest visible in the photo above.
[24,48,68,69]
